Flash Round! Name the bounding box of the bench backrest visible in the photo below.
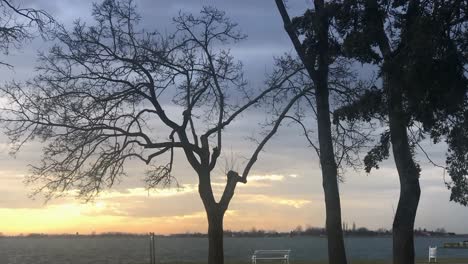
[253,250,291,259]
[429,246,437,258]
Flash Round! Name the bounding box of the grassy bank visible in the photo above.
[156,259,468,264]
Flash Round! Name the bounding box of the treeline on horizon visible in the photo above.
[0,226,459,238]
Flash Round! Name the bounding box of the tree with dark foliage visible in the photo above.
[333,1,467,263]
[0,1,307,264]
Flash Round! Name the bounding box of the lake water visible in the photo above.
[1,236,468,263]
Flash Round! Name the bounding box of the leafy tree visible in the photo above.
[0,1,306,263]
[333,1,467,263]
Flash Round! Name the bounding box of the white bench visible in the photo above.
[428,246,437,263]
[252,249,291,264]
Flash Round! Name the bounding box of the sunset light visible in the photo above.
[0,0,467,264]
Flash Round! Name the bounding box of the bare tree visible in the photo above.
[0,0,53,67]
[0,1,307,263]
[273,1,351,263]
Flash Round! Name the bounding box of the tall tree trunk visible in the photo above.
[314,1,347,263]
[274,1,347,263]
[387,73,421,264]
[316,79,348,264]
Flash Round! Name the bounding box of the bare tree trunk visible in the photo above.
[314,1,347,262]
[316,79,348,264]
[199,174,226,264]
[387,74,421,264]
[274,1,347,262]
[207,206,224,264]
[393,184,420,264]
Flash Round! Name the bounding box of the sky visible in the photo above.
[0,0,467,236]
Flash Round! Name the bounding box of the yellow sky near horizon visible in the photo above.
[0,173,321,236]
[2,163,468,236]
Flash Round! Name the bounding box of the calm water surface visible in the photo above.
[1,236,468,263]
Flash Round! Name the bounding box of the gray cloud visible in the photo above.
[0,0,465,234]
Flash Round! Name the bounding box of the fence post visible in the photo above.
[149,232,156,264]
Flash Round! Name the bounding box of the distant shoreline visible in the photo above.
[1,233,467,238]
[2,227,462,238]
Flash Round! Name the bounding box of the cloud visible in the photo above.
[0,0,467,235]
[210,173,300,189]
[99,185,197,199]
[248,174,285,182]
[241,194,311,209]
[162,210,237,221]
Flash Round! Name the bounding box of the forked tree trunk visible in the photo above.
[387,73,421,264]
[199,173,226,264]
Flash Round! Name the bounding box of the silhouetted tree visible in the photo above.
[333,1,467,263]
[274,1,363,263]
[0,0,53,67]
[0,1,307,264]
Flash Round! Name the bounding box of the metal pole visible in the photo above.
[149,232,155,264]
[152,233,156,264]
[149,233,152,264]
